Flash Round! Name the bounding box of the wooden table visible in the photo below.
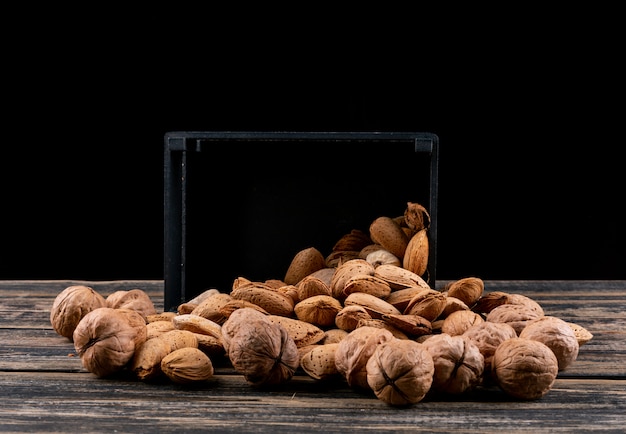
[1,280,625,433]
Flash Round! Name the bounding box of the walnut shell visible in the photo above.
[334,326,395,390]
[366,338,434,406]
[486,303,543,335]
[492,337,558,400]
[462,321,517,384]
[106,288,157,320]
[519,316,580,371]
[227,319,299,387]
[421,333,484,395]
[50,285,107,340]
[160,347,215,384]
[72,307,140,378]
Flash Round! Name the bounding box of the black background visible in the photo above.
[2,7,624,288]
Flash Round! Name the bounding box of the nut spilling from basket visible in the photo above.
[50,201,593,406]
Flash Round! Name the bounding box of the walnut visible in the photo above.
[72,307,140,378]
[50,285,107,340]
[334,326,395,390]
[519,316,580,371]
[225,312,299,387]
[491,337,558,400]
[106,288,157,320]
[366,338,434,406]
[462,321,517,384]
[421,333,484,395]
[221,307,271,353]
[486,303,543,335]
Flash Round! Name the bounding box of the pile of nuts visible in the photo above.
[49,201,593,406]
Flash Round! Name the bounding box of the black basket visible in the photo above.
[163,131,439,311]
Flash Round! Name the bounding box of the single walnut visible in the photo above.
[334,326,395,390]
[73,307,140,378]
[50,285,107,340]
[221,307,272,353]
[421,333,484,395]
[519,316,580,371]
[486,303,543,335]
[227,318,299,387]
[366,338,434,406]
[492,337,558,400]
[463,321,517,384]
[106,288,157,320]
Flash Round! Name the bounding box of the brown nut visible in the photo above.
[369,216,409,260]
[330,259,375,299]
[284,246,327,285]
[444,277,485,308]
[105,288,157,321]
[402,228,429,277]
[72,307,140,378]
[293,295,343,328]
[160,347,215,384]
[421,333,484,395]
[267,315,326,348]
[440,309,484,336]
[300,343,341,380]
[519,316,580,371]
[462,321,518,384]
[50,285,107,340]
[130,335,173,381]
[491,337,558,400]
[366,338,434,406]
[334,326,395,390]
[227,318,300,387]
[486,303,543,335]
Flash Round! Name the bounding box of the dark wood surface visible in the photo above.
[1,280,625,433]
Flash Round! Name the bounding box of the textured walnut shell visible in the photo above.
[402,229,429,277]
[227,319,299,387]
[283,246,327,285]
[293,294,343,327]
[50,285,107,340]
[369,216,409,260]
[519,316,580,371]
[462,321,517,384]
[366,338,434,406]
[106,288,157,320]
[444,277,484,308]
[334,326,395,389]
[221,307,272,353]
[421,333,484,394]
[72,307,139,378]
[491,337,558,400]
[160,347,215,384]
[116,308,148,350]
[486,303,543,335]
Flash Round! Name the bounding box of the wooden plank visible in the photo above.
[1,372,625,433]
